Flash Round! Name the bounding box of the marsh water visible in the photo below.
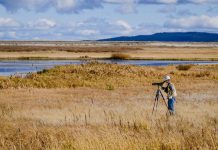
[0,59,218,76]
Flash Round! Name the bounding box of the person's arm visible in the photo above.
[161,86,168,93]
[169,83,177,97]
[161,86,166,90]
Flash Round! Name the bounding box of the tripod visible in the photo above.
[152,85,170,114]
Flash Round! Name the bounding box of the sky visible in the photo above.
[0,0,217,40]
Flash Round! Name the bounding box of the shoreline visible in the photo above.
[0,41,218,47]
[0,57,218,61]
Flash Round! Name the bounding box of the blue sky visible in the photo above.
[0,0,217,40]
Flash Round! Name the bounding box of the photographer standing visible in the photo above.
[162,75,177,115]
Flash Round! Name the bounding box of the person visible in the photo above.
[162,75,177,115]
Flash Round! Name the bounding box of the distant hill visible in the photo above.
[98,32,218,42]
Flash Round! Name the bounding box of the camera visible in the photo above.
[152,81,164,86]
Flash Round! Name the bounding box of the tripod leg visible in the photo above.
[155,96,159,113]
[152,98,156,114]
[159,90,171,114]
[152,96,158,114]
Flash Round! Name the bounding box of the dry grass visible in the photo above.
[0,45,142,52]
[0,42,218,60]
[0,64,217,149]
[0,62,217,89]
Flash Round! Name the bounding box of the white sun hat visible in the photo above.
[163,75,170,81]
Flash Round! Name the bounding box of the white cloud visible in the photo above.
[104,0,135,4]
[0,0,217,13]
[54,0,102,13]
[106,0,217,4]
[0,18,19,27]
[158,6,196,17]
[0,0,50,12]
[0,16,217,40]
[116,3,137,14]
[156,0,177,4]
[28,18,56,29]
[116,20,133,35]
[138,0,217,4]
[0,0,102,13]
[65,18,133,38]
[55,0,76,11]
[165,15,218,29]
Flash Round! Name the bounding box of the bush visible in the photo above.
[80,55,89,59]
[195,71,210,77]
[106,84,114,90]
[176,64,192,71]
[111,53,131,60]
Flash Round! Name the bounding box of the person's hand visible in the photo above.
[168,96,173,99]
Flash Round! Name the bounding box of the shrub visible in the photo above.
[106,84,114,90]
[111,53,131,60]
[195,71,210,77]
[176,64,193,71]
[37,69,49,74]
[80,55,89,59]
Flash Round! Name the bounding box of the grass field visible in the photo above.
[0,63,217,149]
[0,42,218,60]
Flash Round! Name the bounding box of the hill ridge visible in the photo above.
[98,32,218,42]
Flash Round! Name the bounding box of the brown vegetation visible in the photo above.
[176,64,193,71]
[0,42,218,60]
[0,63,217,149]
[0,62,217,89]
[111,53,131,59]
[0,45,142,52]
